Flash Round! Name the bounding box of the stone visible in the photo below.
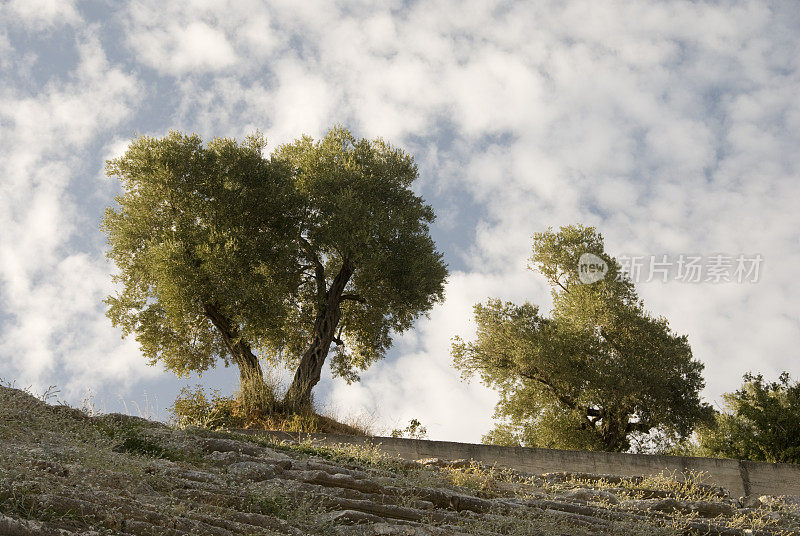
[759,495,800,508]
[686,500,736,517]
[621,497,687,514]
[198,437,265,457]
[206,450,241,465]
[558,487,620,505]
[318,509,387,524]
[739,495,762,509]
[129,481,160,497]
[227,461,278,481]
[415,458,446,467]
[334,523,457,535]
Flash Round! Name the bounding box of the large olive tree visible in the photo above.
[103,127,447,413]
[453,225,713,452]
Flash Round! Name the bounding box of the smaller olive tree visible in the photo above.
[698,372,800,463]
[453,225,714,452]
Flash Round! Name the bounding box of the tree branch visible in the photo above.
[299,236,326,301]
[625,421,652,434]
[517,368,599,430]
[554,276,570,294]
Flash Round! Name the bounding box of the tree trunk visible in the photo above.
[599,408,630,452]
[283,261,353,412]
[203,303,268,398]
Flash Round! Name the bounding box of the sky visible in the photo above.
[1,0,799,443]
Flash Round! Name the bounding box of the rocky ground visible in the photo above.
[1,385,799,536]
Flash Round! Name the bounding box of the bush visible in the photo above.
[93,415,187,462]
[169,385,246,429]
[169,383,367,435]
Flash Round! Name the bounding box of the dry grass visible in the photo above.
[168,379,372,436]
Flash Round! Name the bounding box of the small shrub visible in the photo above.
[283,414,320,433]
[237,372,282,420]
[445,461,499,492]
[170,372,287,430]
[636,470,721,502]
[111,429,170,458]
[93,416,185,462]
[169,383,368,435]
[169,385,245,429]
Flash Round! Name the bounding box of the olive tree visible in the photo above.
[103,127,447,413]
[452,225,713,452]
[698,372,800,463]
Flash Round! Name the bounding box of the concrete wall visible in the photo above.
[242,431,800,498]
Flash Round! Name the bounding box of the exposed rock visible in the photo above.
[319,509,387,524]
[1,384,795,536]
[199,437,275,458]
[687,500,736,518]
[559,487,620,505]
[0,514,97,536]
[621,497,687,513]
[415,458,446,468]
[739,495,763,509]
[759,495,800,508]
[444,459,472,469]
[227,461,279,481]
[334,523,469,535]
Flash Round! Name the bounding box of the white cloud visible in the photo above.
[130,22,237,75]
[0,30,143,396]
[122,0,289,76]
[2,0,800,442]
[2,0,80,30]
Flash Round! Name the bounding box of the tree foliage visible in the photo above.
[453,225,713,452]
[103,127,447,412]
[698,372,800,463]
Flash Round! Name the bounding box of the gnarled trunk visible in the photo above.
[598,408,631,452]
[203,302,267,395]
[283,261,353,412]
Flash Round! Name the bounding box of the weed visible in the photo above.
[92,415,190,462]
[630,470,723,502]
[445,460,499,492]
[244,485,330,530]
[271,437,403,470]
[169,385,246,429]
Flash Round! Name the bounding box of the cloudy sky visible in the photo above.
[1,0,799,442]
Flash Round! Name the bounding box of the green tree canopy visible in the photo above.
[452,225,713,452]
[103,127,447,412]
[698,372,800,463]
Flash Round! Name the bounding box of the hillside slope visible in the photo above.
[0,385,798,535]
